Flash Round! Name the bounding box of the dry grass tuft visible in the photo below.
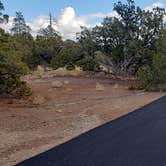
[96,83,105,91]
[33,95,45,105]
[50,67,82,77]
[51,81,63,88]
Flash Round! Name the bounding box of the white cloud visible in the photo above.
[0,3,165,40]
[164,16,166,23]
[0,6,119,40]
[145,2,165,11]
[81,11,119,20]
[144,2,166,26]
[0,16,13,32]
[53,7,119,40]
[27,15,52,36]
[55,7,87,40]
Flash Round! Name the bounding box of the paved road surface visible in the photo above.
[18,96,166,166]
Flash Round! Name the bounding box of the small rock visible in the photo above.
[64,80,69,84]
[114,84,119,89]
[57,109,62,113]
[66,88,72,92]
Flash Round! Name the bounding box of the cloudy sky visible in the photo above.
[1,0,166,40]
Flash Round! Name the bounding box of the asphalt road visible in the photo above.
[18,96,166,166]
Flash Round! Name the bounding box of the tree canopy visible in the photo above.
[11,11,31,34]
[0,0,166,95]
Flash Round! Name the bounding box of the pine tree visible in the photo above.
[38,13,59,39]
[11,11,31,34]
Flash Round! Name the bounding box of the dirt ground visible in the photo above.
[0,73,165,166]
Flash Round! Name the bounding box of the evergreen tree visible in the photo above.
[11,12,31,34]
[39,13,59,39]
[76,27,100,71]
[0,0,8,23]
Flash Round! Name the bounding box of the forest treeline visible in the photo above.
[0,0,166,96]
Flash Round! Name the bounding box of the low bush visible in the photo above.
[66,63,76,71]
[77,55,100,71]
[0,54,31,96]
[137,54,166,91]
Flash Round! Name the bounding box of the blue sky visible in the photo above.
[2,0,165,22]
[1,0,166,40]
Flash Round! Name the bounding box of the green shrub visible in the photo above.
[77,55,100,71]
[16,81,32,96]
[51,55,63,70]
[51,40,80,70]
[137,54,166,91]
[66,63,75,70]
[0,54,31,96]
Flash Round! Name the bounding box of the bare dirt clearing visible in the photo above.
[0,74,165,166]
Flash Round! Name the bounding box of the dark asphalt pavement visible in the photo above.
[18,96,166,166]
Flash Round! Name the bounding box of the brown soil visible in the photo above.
[0,74,165,166]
